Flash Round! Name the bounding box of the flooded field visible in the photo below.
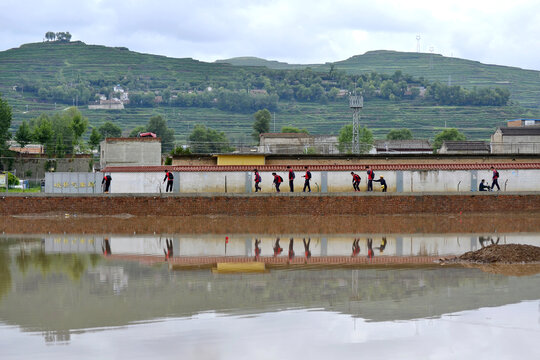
[1,215,540,359]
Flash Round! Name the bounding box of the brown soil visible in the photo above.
[462,263,540,276]
[458,244,540,263]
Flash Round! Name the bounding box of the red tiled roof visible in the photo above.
[102,163,540,172]
[104,137,161,142]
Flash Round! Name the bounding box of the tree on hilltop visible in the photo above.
[55,32,72,42]
[45,32,56,41]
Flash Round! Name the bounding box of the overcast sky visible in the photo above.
[1,0,540,70]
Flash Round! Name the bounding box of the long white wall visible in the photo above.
[104,169,540,194]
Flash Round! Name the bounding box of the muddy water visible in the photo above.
[1,222,540,359]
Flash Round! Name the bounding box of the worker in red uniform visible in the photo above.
[102,238,111,256]
[302,166,312,192]
[287,166,295,192]
[303,238,311,259]
[163,170,174,192]
[352,238,360,257]
[254,169,262,192]
[164,238,173,260]
[101,173,112,193]
[254,239,261,260]
[273,237,283,257]
[351,172,361,191]
[490,166,500,191]
[366,166,375,192]
[367,238,374,259]
[288,238,295,260]
[272,172,283,192]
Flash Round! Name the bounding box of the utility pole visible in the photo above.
[349,94,364,154]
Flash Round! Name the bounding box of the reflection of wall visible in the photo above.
[43,236,179,256]
[41,234,540,258]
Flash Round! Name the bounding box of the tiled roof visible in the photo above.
[104,137,161,142]
[102,163,540,172]
[441,141,490,151]
[499,126,540,136]
[260,133,311,138]
[375,140,431,150]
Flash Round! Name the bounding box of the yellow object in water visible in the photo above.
[213,262,266,273]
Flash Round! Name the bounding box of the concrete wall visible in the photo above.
[100,138,161,169]
[45,172,102,194]
[7,157,93,182]
[102,168,540,193]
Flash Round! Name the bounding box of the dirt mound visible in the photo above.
[458,244,540,263]
[462,263,540,276]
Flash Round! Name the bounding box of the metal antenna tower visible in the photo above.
[416,35,421,52]
[349,93,364,154]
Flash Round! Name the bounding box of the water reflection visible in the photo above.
[1,235,539,356]
[33,233,540,258]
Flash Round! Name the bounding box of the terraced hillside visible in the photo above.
[220,50,540,109]
[1,42,539,145]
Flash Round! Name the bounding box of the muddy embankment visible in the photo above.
[442,244,540,276]
[2,212,540,235]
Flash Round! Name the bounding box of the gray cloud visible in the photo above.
[1,0,540,70]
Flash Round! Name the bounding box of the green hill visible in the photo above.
[329,50,540,109]
[215,56,310,69]
[1,42,539,145]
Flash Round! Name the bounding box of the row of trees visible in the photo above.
[425,82,510,106]
[19,63,510,112]
[44,31,72,42]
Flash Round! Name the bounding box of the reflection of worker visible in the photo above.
[479,179,491,191]
[164,239,173,260]
[254,239,261,260]
[163,170,174,192]
[273,237,283,257]
[102,173,112,193]
[352,238,360,257]
[102,238,111,256]
[303,238,311,259]
[479,236,499,247]
[254,169,262,192]
[288,238,295,260]
[373,176,387,192]
[288,166,295,192]
[272,172,283,192]
[367,238,374,259]
[351,172,361,191]
[377,237,387,253]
